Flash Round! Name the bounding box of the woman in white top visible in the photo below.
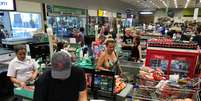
[7,45,38,88]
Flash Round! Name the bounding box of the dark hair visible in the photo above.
[14,45,26,53]
[56,42,65,52]
[80,27,84,32]
[134,36,140,46]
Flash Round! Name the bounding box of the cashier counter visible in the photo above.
[0,48,15,72]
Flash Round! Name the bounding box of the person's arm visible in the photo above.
[78,69,87,101]
[138,45,142,61]
[96,53,108,70]
[30,59,39,80]
[79,89,87,101]
[10,77,26,87]
[30,69,38,80]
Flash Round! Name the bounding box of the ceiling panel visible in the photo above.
[120,0,201,9]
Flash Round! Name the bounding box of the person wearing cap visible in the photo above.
[33,51,87,101]
[7,45,39,88]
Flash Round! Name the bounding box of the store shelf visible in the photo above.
[147,47,199,53]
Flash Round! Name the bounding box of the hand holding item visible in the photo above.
[20,82,27,88]
[30,75,37,81]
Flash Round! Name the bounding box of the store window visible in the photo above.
[47,16,85,38]
[9,12,42,38]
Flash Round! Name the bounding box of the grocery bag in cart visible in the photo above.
[155,80,197,100]
[139,66,165,86]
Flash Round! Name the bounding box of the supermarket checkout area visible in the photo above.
[0,48,141,101]
[1,35,200,100]
[13,60,136,101]
[15,49,143,101]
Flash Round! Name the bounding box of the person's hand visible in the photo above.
[20,82,27,88]
[29,74,37,81]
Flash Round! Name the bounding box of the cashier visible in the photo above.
[96,38,122,74]
[7,45,38,88]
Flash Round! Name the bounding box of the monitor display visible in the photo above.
[9,12,42,38]
[0,0,16,11]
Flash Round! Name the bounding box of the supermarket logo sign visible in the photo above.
[0,1,7,6]
[0,0,15,10]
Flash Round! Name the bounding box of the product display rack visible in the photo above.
[145,46,200,78]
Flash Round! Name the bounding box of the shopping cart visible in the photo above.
[131,76,201,101]
[132,85,160,101]
[155,78,201,101]
[128,74,161,101]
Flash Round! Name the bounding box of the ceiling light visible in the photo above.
[140,11,153,15]
[184,0,190,8]
[174,0,178,8]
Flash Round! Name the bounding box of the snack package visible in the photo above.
[114,77,126,94]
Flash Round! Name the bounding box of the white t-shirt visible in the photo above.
[7,56,38,82]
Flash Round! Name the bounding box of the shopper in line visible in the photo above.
[73,28,85,46]
[122,28,133,50]
[7,45,38,88]
[129,36,142,62]
[96,38,122,74]
[192,26,201,48]
[33,51,87,101]
[92,35,106,61]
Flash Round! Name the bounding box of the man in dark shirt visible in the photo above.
[192,26,201,48]
[33,51,87,101]
[122,28,133,50]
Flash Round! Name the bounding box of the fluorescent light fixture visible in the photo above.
[159,0,168,7]
[184,0,190,8]
[140,11,153,14]
[174,0,178,8]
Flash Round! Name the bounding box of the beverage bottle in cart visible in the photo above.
[101,78,108,91]
[107,77,113,92]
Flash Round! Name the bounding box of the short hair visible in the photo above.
[80,27,84,32]
[134,36,141,46]
[14,45,26,53]
[105,38,116,46]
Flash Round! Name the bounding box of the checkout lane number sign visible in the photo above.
[0,0,16,11]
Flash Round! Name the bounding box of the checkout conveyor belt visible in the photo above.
[0,48,15,63]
